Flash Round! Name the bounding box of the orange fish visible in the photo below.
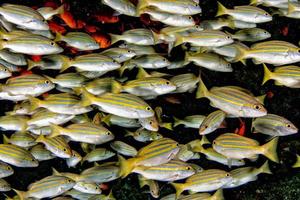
[281,26,289,36]
[76,20,86,29]
[91,33,111,48]
[85,25,100,33]
[60,10,77,29]
[49,21,66,34]
[31,55,42,62]
[235,118,246,136]
[19,70,33,76]
[99,183,109,190]
[93,14,119,24]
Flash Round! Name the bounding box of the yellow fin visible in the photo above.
[260,137,279,163]
[216,1,228,17]
[170,183,185,199]
[118,155,137,178]
[136,67,151,79]
[196,78,209,99]
[257,160,272,174]
[48,124,64,138]
[13,189,27,200]
[262,63,273,85]
[27,59,37,70]
[2,134,9,144]
[111,80,122,94]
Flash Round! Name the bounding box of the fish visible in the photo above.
[196,79,267,117]
[110,29,156,46]
[212,133,279,163]
[173,115,205,129]
[175,144,198,162]
[0,74,54,96]
[3,132,37,148]
[0,49,27,66]
[262,64,300,88]
[0,4,48,30]
[0,35,63,55]
[139,116,160,131]
[101,47,136,63]
[125,129,163,142]
[110,140,138,157]
[119,43,156,55]
[14,175,75,199]
[216,2,272,23]
[161,189,224,200]
[174,30,233,47]
[49,123,114,144]
[45,73,87,89]
[251,114,298,136]
[60,54,120,73]
[102,0,137,17]
[0,59,21,72]
[80,78,115,96]
[133,160,195,181]
[0,64,11,79]
[80,89,155,119]
[235,40,300,66]
[0,144,38,167]
[138,175,159,198]
[199,110,227,135]
[35,135,72,158]
[0,161,14,178]
[0,115,29,132]
[137,0,202,15]
[66,150,82,168]
[27,54,69,70]
[199,18,234,30]
[79,163,120,183]
[224,161,272,188]
[28,93,92,115]
[185,52,233,72]
[171,169,232,198]
[37,5,64,20]
[73,181,101,194]
[30,144,55,161]
[82,148,115,163]
[55,32,99,51]
[292,154,300,168]
[229,28,271,42]
[212,42,250,62]
[170,73,200,93]
[118,138,180,177]
[0,178,11,191]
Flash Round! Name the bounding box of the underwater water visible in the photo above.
[0,0,300,199]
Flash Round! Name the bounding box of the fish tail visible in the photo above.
[261,137,279,163]
[92,112,102,125]
[124,130,134,137]
[171,183,185,199]
[173,117,182,127]
[250,0,257,5]
[292,155,300,168]
[49,124,64,138]
[150,30,160,44]
[54,32,63,42]
[0,40,6,50]
[216,1,228,17]
[118,155,136,178]
[258,160,272,174]
[51,167,61,176]
[201,135,210,145]
[196,78,209,99]
[118,64,129,76]
[111,80,122,94]
[13,189,27,200]
[161,122,173,130]
[138,175,147,187]
[28,96,41,111]
[232,45,248,65]
[288,2,296,14]
[109,33,121,45]
[184,51,192,65]
[256,94,266,105]
[80,88,94,107]
[27,59,37,70]
[137,0,149,15]
[174,35,185,47]
[2,134,9,144]
[56,4,65,15]
[101,114,112,126]
[212,189,224,200]
[59,59,71,73]
[35,134,45,143]
[136,67,150,79]
[262,63,273,85]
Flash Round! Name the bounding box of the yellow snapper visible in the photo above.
[0,178,11,192]
[125,129,163,142]
[102,0,137,17]
[37,5,64,20]
[73,181,101,194]
[0,63,11,79]
[3,132,37,148]
[139,175,160,198]
[110,140,138,157]
[0,49,26,66]
[199,110,226,135]
[27,54,70,70]
[0,161,14,178]
[110,29,156,46]
[161,189,224,200]
[82,148,115,163]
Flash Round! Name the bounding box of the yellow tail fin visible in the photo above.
[55,4,65,15]
[80,88,94,107]
[174,35,185,47]
[160,122,173,130]
[211,189,224,200]
[136,0,149,16]
[111,80,122,94]
[48,124,64,138]
[216,1,228,17]
[2,134,9,144]
[13,189,27,200]
[196,78,209,99]
[54,32,63,42]
[101,114,112,126]
[173,117,183,127]
[292,154,300,168]
[109,33,121,45]
[118,155,137,178]
[262,64,273,85]
[28,96,41,112]
[35,134,46,143]
[27,59,37,70]
[170,182,185,199]
[261,137,279,163]
[288,2,297,14]
[250,0,258,5]
[257,160,272,175]
[124,130,134,137]
[256,94,266,105]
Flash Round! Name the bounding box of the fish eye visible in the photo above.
[298,49,300,53]
[264,31,267,34]
[45,80,50,84]
[166,81,170,85]
[213,141,216,145]
[4,68,7,72]
[254,105,261,110]
[7,166,11,170]
[113,60,118,63]
[163,58,167,62]
[286,124,291,128]
[157,134,160,137]
[186,166,192,170]
[226,173,230,177]
[146,107,151,111]
[50,41,55,46]
[63,148,67,152]
[31,158,35,162]
[149,121,153,125]
[67,179,72,183]
[227,36,231,39]
[107,132,111,135]
[95,186,98,189]
[176,143,179,147]
[127,50,131,53]
[264,13,269,16]
[189,16,193,20]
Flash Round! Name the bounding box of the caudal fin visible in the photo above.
[111,80,122,94]
[80,88,94,107]
[196,78,209,99]
[262,64,273,85]
[211,189,224,200]
[118,155,137,178]
[109,33,121,45]
[27,59,37,70]
[257,160,272,175]
[27,96,41,111]
[170,182,185,199]
[292,154,300,168]
[261,137,279,163]
[13,189,27,200]
[216,1,228,17]
[173,117,183,127]
[48,124,64,138]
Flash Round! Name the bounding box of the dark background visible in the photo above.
[0,0,300,199]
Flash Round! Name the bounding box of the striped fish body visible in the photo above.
[56,32,99,51]
[172,169,232,196]
[0,59,21,72]
[68,54,120,72]
[0,49,27,66]
[0,4,48,30]
[170,73,199,93]
[27,54,70,70]
[102,0,137,17]
[175,30,233,47]
[136,138,180,166]
[138,175,160,198]
[0,115,29,131]
[84,78,115,95]
[46,73,87,89]
[28,109,75,127]
[0,144,38,167]
[110,29,156,46]
[103,114,140,128]
[126,129,163,142]
[252,114,298,136]
[245,41,300,65]
[122,77,176,96]
[264,65,300,88]
[161,192,218,200]
[175,144,197,162]
[0,35,62,55]
[0,29,32,41]
[28,126,52,136]
[4,132,37,148]
[30,144,55,161]
[101,47,136,63]
[138,116,159,131]
[0,64,13,79]
[0,161,14,178]
[124,55,170,69]
[63,189,97,200]
[66,150,82,168]
[199,110,226,135]
[1,74,54,96]
[81,91,154,119]
[174,115,206,128]
[186,52,232,72]
[30,93,92,115]
[133,160,195,181]
[25,175,75,199]
[36,135,72,158]
[73,181,101,194]
[232,28,271,42]
[82,148,115,163]
[79,165,120,183]
[110,140,138,157]
[200,147,245,167]
[50,123,114,144]
[119,43,156,55]
[0,178,10,191]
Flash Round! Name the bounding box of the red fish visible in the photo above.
[76,20,86,29]
[91,33,111,48]
[281,26,289,36]
[99,183,109,190]
[235,118,246,136]
[49,21,66,34]
[60,11,77,29]
[85,25,100,33]
[31,55,42,62]
[93,14,119,24]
